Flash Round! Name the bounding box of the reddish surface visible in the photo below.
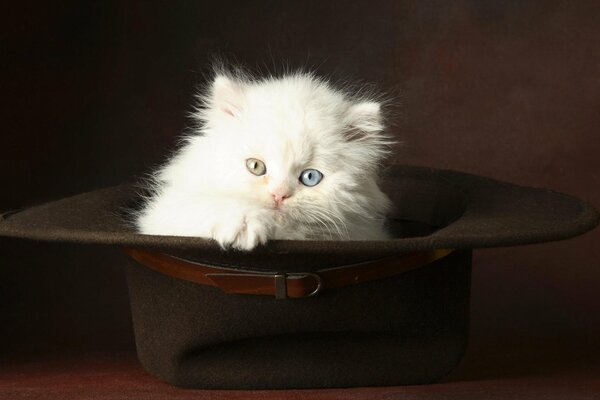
[2,338,600,400]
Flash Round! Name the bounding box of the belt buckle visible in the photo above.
[274,272,322,299]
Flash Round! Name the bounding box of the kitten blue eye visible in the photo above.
[299,169,323,187]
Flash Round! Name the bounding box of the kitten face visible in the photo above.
[141,71,393,246]
[193,73,391,236]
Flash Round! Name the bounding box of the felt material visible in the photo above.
[125,250,471,389]
[0,165,597,268]
[0,165,597,389]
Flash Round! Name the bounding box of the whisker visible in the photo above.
[304,205,349,239]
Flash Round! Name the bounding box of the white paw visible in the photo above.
[211,210,271,251]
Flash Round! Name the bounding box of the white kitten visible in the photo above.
[136,70,393,250]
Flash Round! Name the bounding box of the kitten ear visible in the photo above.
[211,75,245,117]
[344,101,384,139]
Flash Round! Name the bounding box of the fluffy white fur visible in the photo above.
[136,71,393,250]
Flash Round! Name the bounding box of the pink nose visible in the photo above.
[271,193,289,207]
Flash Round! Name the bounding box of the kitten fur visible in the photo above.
[136,70,393,250]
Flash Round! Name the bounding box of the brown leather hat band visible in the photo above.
[124,247,454,299]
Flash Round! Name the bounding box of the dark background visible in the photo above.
[1,0,599,381]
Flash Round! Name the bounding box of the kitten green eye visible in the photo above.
[246,158,266,176]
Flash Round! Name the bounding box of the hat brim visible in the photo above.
[0,165,597,263]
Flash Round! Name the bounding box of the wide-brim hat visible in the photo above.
[1,165,598,389]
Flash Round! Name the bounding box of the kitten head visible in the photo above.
[176,71,393,238]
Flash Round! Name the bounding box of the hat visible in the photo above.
[1,165,597,389]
